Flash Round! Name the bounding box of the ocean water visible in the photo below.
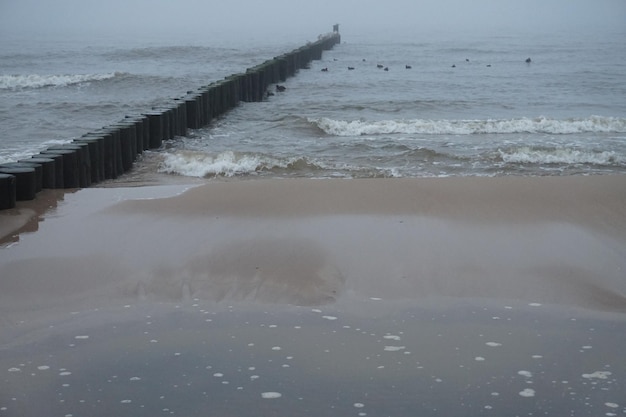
[1,27,625,180]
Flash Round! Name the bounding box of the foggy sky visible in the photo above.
[1,0,625,41]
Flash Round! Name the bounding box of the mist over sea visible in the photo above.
[1,26,625,179]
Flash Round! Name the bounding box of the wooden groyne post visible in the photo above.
[0,27,340,210]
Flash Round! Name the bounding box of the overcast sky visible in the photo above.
[1,0,624,41]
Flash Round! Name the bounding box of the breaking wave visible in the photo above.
[309,116,626,136]
[0,72,124,90]
[158,150,324,178]
[497,147,624,166]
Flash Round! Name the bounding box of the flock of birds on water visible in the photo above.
[270,57,532,95]
[319,56,532,72]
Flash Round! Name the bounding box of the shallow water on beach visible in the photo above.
[1,179,625,416]
[1,298,625,417]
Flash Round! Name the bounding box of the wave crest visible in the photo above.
[497,147,624,166]
[0,72,124,90]
[309,116,626,136]
[158,150,322,178]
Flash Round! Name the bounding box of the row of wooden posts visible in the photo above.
[0,29,341,210]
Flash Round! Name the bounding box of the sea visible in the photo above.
[1,26,625,182]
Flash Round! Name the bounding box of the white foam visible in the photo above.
[519,388,535,397]
[310,115,626,136]
[384,346,406,352]
[605,403,619,408]
[353,403,365,408]
[582,371,612,379]
[7,368,21,372]
[475,357,485,361]
[485,342,502,347]
[383,335,401,341]
[518,370,533,378]
[74,335,89,340]
[0,72,120,90]
[322,315,337,320]
[261,392,282,399]
[37,366,50,371]
[158,150,316,178]
[499,147,622,166]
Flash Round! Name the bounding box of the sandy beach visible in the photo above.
[1,175,625,416]
[2,175,625,312]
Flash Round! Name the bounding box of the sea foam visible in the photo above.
[0,72,122,90]
[310,116,626,136]
[159,150,322,178]
[498,147,622,166]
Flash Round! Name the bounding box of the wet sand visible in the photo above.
[1,175,625,416]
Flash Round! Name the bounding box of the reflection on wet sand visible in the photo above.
[121,238,344,306]
[0,189,67,246]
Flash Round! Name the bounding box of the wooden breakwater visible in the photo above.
[0,27,341,210]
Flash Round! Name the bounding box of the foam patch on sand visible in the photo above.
[519,388,535,397]
[261,392,282,399]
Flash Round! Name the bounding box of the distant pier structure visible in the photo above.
[0,26,341,210]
